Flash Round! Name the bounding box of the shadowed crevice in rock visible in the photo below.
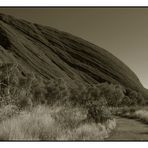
[0,27,11,50]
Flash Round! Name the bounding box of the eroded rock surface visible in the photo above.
[0,13,147,98]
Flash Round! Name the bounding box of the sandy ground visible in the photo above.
[106,116,148,141]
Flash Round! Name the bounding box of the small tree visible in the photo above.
[121,96,132,106]
[97,83,125,107]
[137,93,145,105]
[45,78,70,105]
[129,90,138,105]
[80,85,111,123]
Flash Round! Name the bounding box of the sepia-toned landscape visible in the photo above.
[0,8,148,141]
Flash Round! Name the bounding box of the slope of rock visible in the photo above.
[0,13,147,98]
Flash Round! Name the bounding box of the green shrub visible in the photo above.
[137,93,145,105]
[121,96,132,106]
[69,82,87,106]
[30,76,47,105]
[123,88,145,106]
[70,84,111,123]
[128,90,138,105]
[96,83,125,107]
[45,78,70,105]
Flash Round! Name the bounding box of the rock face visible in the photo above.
[0,13,147,98]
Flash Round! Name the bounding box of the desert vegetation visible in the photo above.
[0,105,117,140]
[0,63,146,140]
[114,108,148,124]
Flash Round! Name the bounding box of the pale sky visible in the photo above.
[0,8,148,88]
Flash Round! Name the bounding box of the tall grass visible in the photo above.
[0,105,19,121]
[0,105,116,140]
[59,123,108,140]
[0,105,58,140]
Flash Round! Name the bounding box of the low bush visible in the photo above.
[69,84,112,123]
[123,88,145,106]
[45,78,70,105]
[96,83,125,107]
[134,110,148,123]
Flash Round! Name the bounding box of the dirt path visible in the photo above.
[106,116,148,141]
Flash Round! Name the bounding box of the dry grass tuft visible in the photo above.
[0,105,59,140]
[59,123,108,140]
[0,105,19,121]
